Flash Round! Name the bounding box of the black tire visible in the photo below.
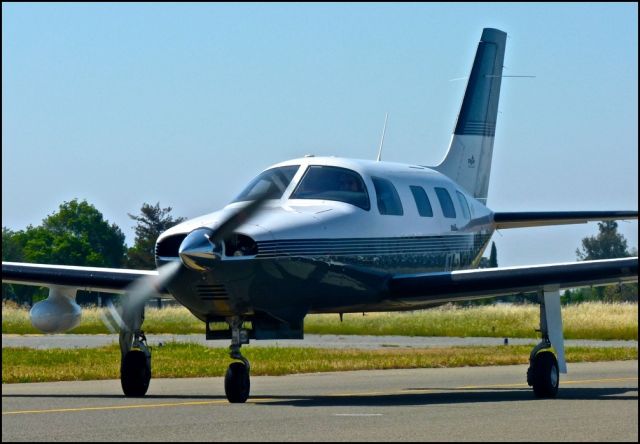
[121,350,151,397]
[225,362,250,403]
[529,351,559,398]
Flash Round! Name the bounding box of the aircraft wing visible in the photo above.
[493,211,638,229]
[1,262,171,296]
[4,258,638,306]
[388,257,638,304]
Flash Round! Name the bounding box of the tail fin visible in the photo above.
[433,28,507,204]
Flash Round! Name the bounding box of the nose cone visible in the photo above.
[179,228,221,271]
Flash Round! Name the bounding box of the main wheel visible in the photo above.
[121,350,151,397]
[225,362,250,403]
[528,351,559,398]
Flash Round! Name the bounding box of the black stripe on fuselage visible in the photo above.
[256,234,492,259]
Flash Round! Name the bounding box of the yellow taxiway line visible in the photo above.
[2,398,278,415]
[3,377,637,416]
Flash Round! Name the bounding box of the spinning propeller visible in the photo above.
[101,192,272,334]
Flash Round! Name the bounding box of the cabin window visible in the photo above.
[372,177,403,216]
[456,191,471,220]
[434,187,456,218]
[409,185,433,217]
[291,166,370,210]
[234,165,299,202]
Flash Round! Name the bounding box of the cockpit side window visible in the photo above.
[233,165,299,202]
[434,187,457,219]
[372,177,404,216]
[410,185,433,217]
[290,166,370,210]
[455,190,471,220]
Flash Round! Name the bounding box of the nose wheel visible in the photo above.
[225,361,250,403]
[224,317,251,403]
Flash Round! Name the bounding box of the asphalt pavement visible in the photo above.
[2,361,637,441]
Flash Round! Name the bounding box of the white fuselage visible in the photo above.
[159,156,494,247]
[156,157,496,320]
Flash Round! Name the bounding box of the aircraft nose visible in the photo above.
[178,227,221,271]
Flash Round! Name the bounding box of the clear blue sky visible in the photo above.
[2,3,637,266]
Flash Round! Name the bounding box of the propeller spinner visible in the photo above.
[178,191,272,271]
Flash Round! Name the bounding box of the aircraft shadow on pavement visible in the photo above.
[3,387,636,406]
[256,386,637,407]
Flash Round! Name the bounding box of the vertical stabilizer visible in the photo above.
[433,28,507,204]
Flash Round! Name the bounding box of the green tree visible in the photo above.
[2,227,23,262]
[489,241,498,268]
[576,221,630,260]
[2,200,127,306]
[2,227,30,303]
[38,199,126,267]
[568,221,636,303]
[126,202,186,270]
[477,242,497,270]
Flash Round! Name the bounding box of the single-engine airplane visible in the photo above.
[2,28,638,403]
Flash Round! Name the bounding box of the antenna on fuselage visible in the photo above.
[376,113,388,162]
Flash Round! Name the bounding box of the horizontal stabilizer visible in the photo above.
[493,211,638,229]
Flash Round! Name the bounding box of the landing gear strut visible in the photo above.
[527,289,564,398]
[224,316,251,403]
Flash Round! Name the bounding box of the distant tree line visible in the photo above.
[460,221,637,305]
[2,199,185,306]
[564,221,637,303]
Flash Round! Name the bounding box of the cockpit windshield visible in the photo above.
[233,165,299,202]
[290,165,370,210]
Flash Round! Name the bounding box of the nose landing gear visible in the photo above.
[224,317,251,403]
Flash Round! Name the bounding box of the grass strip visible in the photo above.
[305,303,639,340]
[2,343,636,384]
[3,302,638,340]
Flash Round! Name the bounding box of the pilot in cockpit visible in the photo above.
[338,173,359,192]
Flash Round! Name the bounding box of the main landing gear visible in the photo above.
[526,288,565,398]
[114,293,564,402]
[120,330,151,397]
[118,305,152,397]
[115,308,252,402]
[224,317,251,403]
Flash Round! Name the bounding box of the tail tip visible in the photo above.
[481,28,507,43]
